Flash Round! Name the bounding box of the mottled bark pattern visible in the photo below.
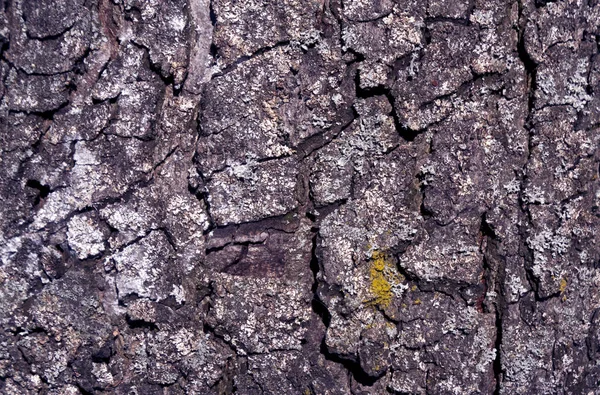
[1,0,599,394]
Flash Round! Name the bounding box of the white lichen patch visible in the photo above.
[206,157,299,225]
[110,231,174,301]
[208,274,312,354]
[67,214,106,260]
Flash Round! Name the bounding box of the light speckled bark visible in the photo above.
[1,0,599,394]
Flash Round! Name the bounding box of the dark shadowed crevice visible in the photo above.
[126,316,159,331]
[24,23,75,41]
[75,383,94,395]
[209,0,217,26]
[8,101,70,121]
[480,212,506,395]
[306,204,382,387]
[516,0,544,306]
[354,70,423,142]
[493,302,503,395]
[214,40,291,77]
[158,227,178,252]
[483,247,506,395]
[210,42,218,59]
[130,41,179,95]
[297,110,357,159]
[424,16,471,26]
[309,233,331,328]
[207,0,219,62]
[480,212,498,241]
[319,338,383,387]
[534,0,557,8]
[188,161,217,234]
[91,340,114,364]
[516,6,538,116]
[25,179,50,207]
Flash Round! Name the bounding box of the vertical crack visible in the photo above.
[480,213,505,394]
[309,232,331,328]
[516,0,541,301]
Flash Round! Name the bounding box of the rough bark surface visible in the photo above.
[1,0,599,394]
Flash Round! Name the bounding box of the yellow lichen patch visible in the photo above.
[366,250,405,308]
[559,277,568,294]
[559,277,568,302]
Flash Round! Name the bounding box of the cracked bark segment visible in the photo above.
[206,157,300,226]
[4,70,72,112]
[389,368,427,395]
[317,146,423,366]
[15,268,113,388]
[524,107,598,205]
[100,150,210,256]
[0,61,7,100]
[206,218,313,279]
[45,102,112,144]
[392,22,478,128]
[310,95,398,206]
[502,288,600,394]
[497,2,600,393]
[522,106,600,298]
[578,52,600,130]
[30,136,156,231]
[342,2,424,90]
[388,289,497,393]
[212,0,326,65]
[467,0,521,76]
[67,212,108,260]
[116,299,233,393]
[145,326,216,386]
[534,42,595,111]
[1,0,600,392]
[0,114,47,235]
[125,0,191,84]
[0,234,57,328]
[418,84,529,223]
[7,28,94,76]
[427,0,471,19]
[392,0,523,130]
[342,2,424,62]
[318,145,422,290]
[231,349,351,394]
[399,219,484,284]
[21,0,86,39]
[341,0,395,22]
[6,0,96,76]
[485,203,530,307]
[92,43,164,139]
[206,274,312,355]
[196,42,354,176]
[180,332,234,393]
[0,112,45,151]
[109,230,181,302]
[521,0,599,64]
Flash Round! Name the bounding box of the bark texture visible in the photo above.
[1,0,600,393]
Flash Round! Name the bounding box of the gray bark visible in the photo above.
[1,0,599,393]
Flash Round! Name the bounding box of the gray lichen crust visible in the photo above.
[1,0,599,394]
